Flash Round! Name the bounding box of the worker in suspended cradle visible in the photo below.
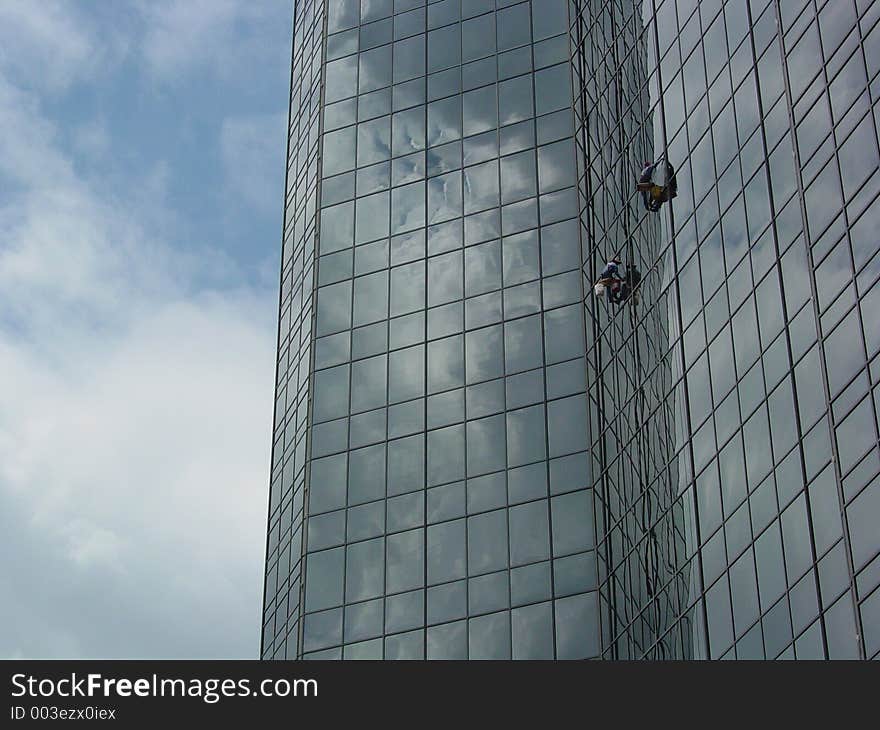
[636,159,678,212]
[594,256,623,304]
[594,260,642,307]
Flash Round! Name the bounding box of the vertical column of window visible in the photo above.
[264,0,328,659]
[665,0,718,659]
[701,0,765,660]
[774,0,870,659]
[261,0,327,660]
[300,0,360,660]
[640,0,711,660]
[570,0,617,658]
[380,0,431,663]
[845,0,880,660]
[533,0,598,662]
[644,0,703,660]
[288,0,327,659]
[424,0,467,662]
[585,2,628,659]
[379,0,429,663]
[618,4,653,659]
[673,0,734,662]
[629,2,677,659]
[264,0,301,659]
[812,0,880,661]
[307,0,433,660]
[739,0,825,661]
[572,4,645,655]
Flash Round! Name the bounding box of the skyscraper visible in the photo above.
[262,0,880,660]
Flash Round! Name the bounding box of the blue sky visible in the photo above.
[0,1,292,657]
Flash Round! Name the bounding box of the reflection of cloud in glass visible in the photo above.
[427,171,462,224]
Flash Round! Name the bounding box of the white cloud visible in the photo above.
[137,0,289,84]
[0,1,128,94]
[0,11,280,658]
[0,0,289,95]
[221,113,287,213]
[0,77,74,188]
[0,290,275,658]
[72,119,112,161]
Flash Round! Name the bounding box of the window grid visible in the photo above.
[263,0,880,660]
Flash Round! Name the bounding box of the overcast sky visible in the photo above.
[0,0,292,658]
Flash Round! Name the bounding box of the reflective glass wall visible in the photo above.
[573,2,693,659]
[263,0,880,660]
[576,0,880,659]
[262,0,325,661]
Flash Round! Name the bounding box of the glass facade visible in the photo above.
[262,0,880,660]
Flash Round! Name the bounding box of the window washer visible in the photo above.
[636,159,677,212]
[595,257,624,305]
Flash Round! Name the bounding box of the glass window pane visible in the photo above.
[466,325,504,384]
[428,580,467,623]
[551,490,594,554]
[323,127,357,177]
[427,620,467,659]
[506,404,547,467]
[499,74,534,125]
[505,315,544,372]
[309,454,348,514]
[469,611,511,659]
[353,270,388,326]
[465,240,502,296]
[393,35,426,83]
[314,364,350,422]
[385,589,423,633]
[462,13,495,62]
[386,528,424,592]
[388,434,424,496]
[466,413,506,475]
[317,281,352,335]
[428,250,463,305]
[497,2,531,50]
[463,160,500,213]
[348,444,386,505]
[468,509,509,573]
[555,592,598,659]
[463,85,499,136]
[428,24,461,72]
[537,139,576,193]
[509,500,551,566]
[501,150,537,204]
[359,44,392,93]
[346,537,385,601]
[548,395,587,458]
[305,547,344,611]
[427,519,466,583]
[329,0,360,32]
[503,229,540,284]
[356,191,390,243]
[392,106,426,156]
[428,424,465,486]
[389,344,424,402]
[427,171,463,223]
[326,55,358,103]
[351,354,387,412]
[512,602,554,658]
[535,63,571,115]
[532,0,568,41]
[358,116,391,167]
[391,181,426,234]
